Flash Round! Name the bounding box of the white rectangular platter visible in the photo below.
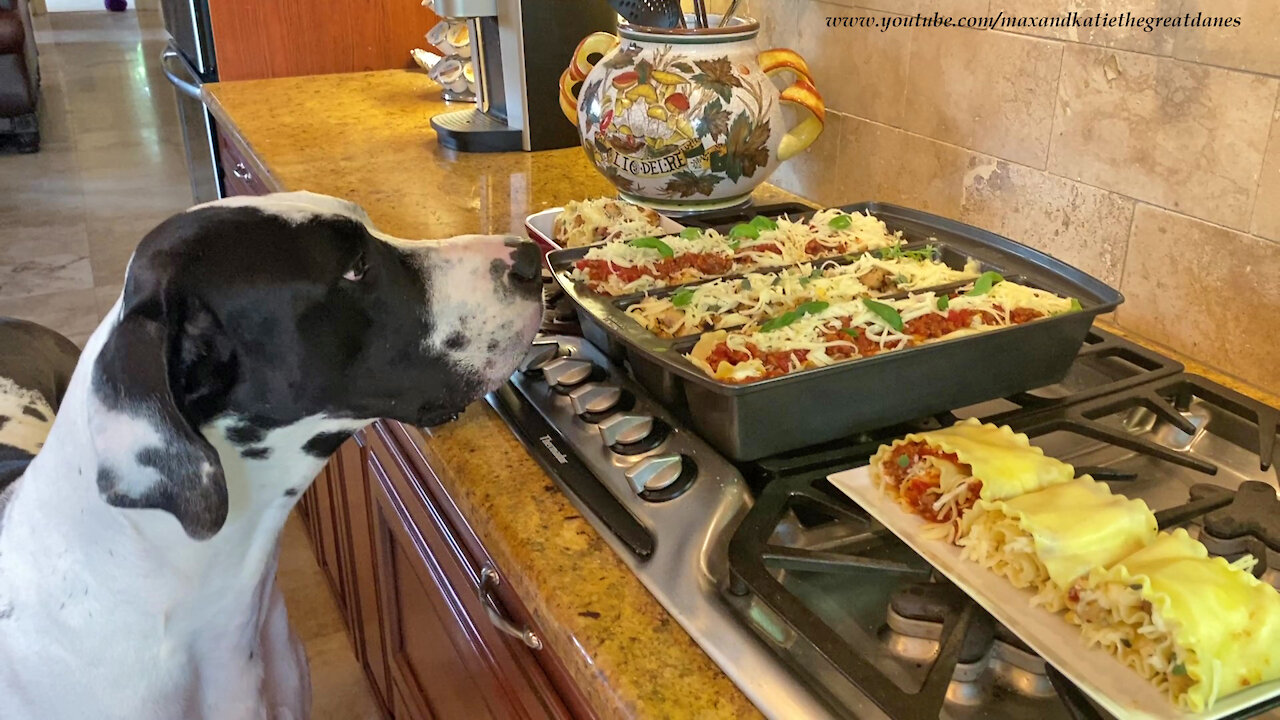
[826,465,1280,720]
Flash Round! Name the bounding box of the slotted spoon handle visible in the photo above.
[717,0,742,27]
[692,0,709,27]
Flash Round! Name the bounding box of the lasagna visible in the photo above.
[569,209,905,296]
[868,419,1075,542]
[552,198,665,249]
[625,250,981,338]
[1067,529,1280,712]
[686,275,1079,383]
[958,477,1157,611]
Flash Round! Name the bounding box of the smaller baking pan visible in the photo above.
[547,202,1124,461]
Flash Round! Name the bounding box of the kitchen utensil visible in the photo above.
[605,0,683,28]
[717,0,743,27]
[692,0,709,27]
[545,203,1125,461]
[559,20,825,212]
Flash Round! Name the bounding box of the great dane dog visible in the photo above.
[0,192,543,719]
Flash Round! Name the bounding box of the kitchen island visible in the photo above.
[205,68,1280,720]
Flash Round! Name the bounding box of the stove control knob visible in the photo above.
[597,414,654,446]
[519,341,562,374]
[625,454,683,494]
[568,383,623,415]
[541,357,595,388]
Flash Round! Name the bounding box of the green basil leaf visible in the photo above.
[828,214,853,231]
[749,215,778,231]
[760,311,800,332]
[771,276,782,286]
[1172,663,1187,676]
[895,274,910,285]
[966,270,1005,296]
[862,298,905,332]
[729,223,760,240]
[739,278,752,291]
[810,267,823,279]
[628,236,674,258]
[727,238,741,250]
[937,296,950,311]
[671,289,694,307]
[679,227,701,240]
[841,327,860,338]
[1069,298,1083,312]
[896,454,910,468]
[795,301,829,316]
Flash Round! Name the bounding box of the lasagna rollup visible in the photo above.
[869,418,1075,542]
[1067,529,1280,712]
[958,477,1156,611]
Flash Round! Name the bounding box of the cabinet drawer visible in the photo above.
[216,130,270,196]
[366,422,575,720]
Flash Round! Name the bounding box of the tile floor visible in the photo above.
[0,10,380,718]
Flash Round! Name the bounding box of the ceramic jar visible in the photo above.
[559,17,825,213]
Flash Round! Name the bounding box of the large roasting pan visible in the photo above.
[547,203,1124,461]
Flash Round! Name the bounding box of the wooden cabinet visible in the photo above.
[298,420,593,720]
[216,130,270,197]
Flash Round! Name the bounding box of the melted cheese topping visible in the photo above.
[1069,529,1280,712]
[625,254,981,338]
[569,208,911,295]
[685,278,1078,382]
[960,477,1157,611]
[553,198,665,248]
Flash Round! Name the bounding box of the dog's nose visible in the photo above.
[505,237,541,282]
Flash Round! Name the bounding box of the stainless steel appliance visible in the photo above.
[157,0,220,203]
[490,222,1280,719]
[429,0,616,152]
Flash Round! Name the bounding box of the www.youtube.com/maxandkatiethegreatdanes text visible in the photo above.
[824,10,1242,32]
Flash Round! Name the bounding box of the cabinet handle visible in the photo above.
[477,566,542,650]
[232,162,253,181]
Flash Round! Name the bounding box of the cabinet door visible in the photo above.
[216,130,270,196]
[338,432,392,711]
[309,457,349,621]
[366,423,574,720]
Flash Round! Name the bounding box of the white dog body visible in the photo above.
[0,193,543,719]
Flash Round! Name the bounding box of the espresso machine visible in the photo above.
[430,0,617,152]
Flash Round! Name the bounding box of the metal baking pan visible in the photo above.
[547,202,1124,461]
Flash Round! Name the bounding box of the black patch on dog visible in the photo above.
[0,444,34,493]
[21,405,47,422]
[302,431,351,458]
[226,424,265,446]
[445,330,468,351]
[241,447,271,460]
[0,415,7,430]
[283,488,299,497]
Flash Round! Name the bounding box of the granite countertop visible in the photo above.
[205,68,1280,720]
[206,68,768,719]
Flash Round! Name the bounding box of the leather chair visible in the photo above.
[0,0,38,153]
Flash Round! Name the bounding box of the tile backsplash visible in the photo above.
[740,0,1280,393]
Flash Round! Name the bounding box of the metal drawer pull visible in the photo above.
[478,566,542,650]
[232,162,253,181]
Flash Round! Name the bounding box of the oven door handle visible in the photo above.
[160,48,203,101]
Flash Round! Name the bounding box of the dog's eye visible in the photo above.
[343,254,367,282]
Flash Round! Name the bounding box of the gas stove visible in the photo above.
[488,323,1280,720]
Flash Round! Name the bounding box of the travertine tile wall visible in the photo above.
[740,0,1280,393]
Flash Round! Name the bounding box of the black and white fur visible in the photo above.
[0,192,543,720]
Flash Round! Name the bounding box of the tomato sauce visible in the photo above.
[576,252,733,290]
[882,441,979,522]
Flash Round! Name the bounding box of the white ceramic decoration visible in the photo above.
[559,16,825,212]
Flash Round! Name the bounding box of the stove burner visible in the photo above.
[884,582,1055,705]
[1197,480,1280,578]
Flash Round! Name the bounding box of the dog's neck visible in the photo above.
[3,315,361,638]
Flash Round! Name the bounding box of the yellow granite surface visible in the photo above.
[205,68,1280,720]
[206,69,767,719]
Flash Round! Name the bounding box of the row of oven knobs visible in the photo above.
[522,344,695,501]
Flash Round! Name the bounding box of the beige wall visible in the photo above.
[743,0,1280,393]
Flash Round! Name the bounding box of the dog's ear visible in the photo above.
[89,293,234,541]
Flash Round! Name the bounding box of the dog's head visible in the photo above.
[87,192,543,539]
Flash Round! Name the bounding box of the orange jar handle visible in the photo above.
[759,49,826,161]
[560,32,621,125]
